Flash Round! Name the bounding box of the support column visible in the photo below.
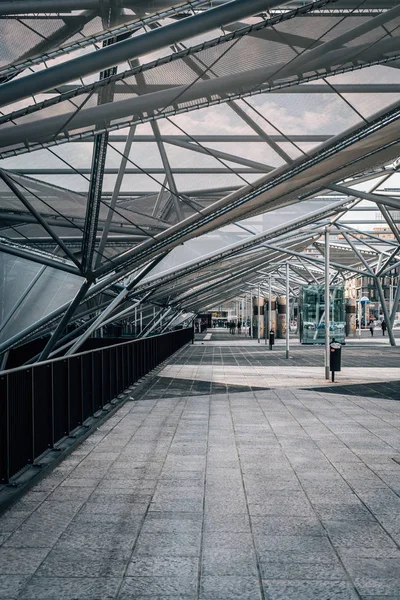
[268,275,272,350]
[390,280,400,324]
[264,292,267,345]
[286,263,290,360]
[345,298,356,337]
[376,277,396,346]
[250,291,254,339]
[325,228,330,380]
[390,276,394,315]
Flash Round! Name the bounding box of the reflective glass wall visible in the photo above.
[299,284,345,344]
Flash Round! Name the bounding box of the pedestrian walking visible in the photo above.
[381,319,387,336]
[369,319,375,337]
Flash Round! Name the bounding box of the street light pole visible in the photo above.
[269,275,272,349]
[286,263,290,360]
[257,283,261,344]
[325,228,330,380]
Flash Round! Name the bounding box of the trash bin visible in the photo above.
[329,341,342,382]
[269,330,275,350]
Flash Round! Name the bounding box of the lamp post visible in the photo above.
[325,229,330,380]
[286,263,290,360]
[257,283,261,344]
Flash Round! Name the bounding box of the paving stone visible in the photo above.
[126,555,198,577]
[118,575,197,597]
[0,548,51,575]
[55,530,139,551]
[203,531,254,551]
[323,520,398,549]
[36,548,130,578]
[262,579,359,599]
[353,577,400,596]
[18,576,121,599]
[260,559,347,581]
[200,575,262,600]
[0,575,29,599]
[251,515,324,537]
[203,513,251,532]
[202,547,258,576]
[133,532,201,556]
[254,535,336,554]
[141,512,202,534]
[340,557,400,580]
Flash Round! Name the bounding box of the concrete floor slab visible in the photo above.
[0,337,399,599]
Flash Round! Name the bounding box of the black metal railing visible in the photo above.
[0,327,193,484]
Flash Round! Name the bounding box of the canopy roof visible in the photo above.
[0,0,399,357]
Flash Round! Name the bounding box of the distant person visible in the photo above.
[237,320,242,334]
[369,319,375,337]
[381,319,387,336]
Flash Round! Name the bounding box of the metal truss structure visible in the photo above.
[0,0,399,366]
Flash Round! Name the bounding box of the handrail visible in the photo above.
[0,327,193,484]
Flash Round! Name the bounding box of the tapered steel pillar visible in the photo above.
[376,277,396,347]
[390,281,400,325]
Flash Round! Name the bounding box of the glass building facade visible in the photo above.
[299,284,345,345]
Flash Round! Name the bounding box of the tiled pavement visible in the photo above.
[0,337,400,599]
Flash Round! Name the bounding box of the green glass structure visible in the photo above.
[299,284,345,345]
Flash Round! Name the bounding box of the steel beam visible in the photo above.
[82,6,120,275]
[0,0,107,13]
[52,83,400,95]
[377,205,400,245]
[58,134,334,143]
[0,0,292,108]
[38,279,92,362]
[4,39,399,151]
[0,170,81,269]
[0,211,161,236]
[65,255,164,355]
[329,184,400,211]
[375,276,396,346]
[390,282,400,325]
[0,238,81,275]
[0,264,46,335]
[164,138,274,173]
[143,307,172,337]
[9,168,268,175]
[340,232,375,275]
[95,125,137,268]
[151,121,183,221]
[0,0,210,80]
[292,3,400,73]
